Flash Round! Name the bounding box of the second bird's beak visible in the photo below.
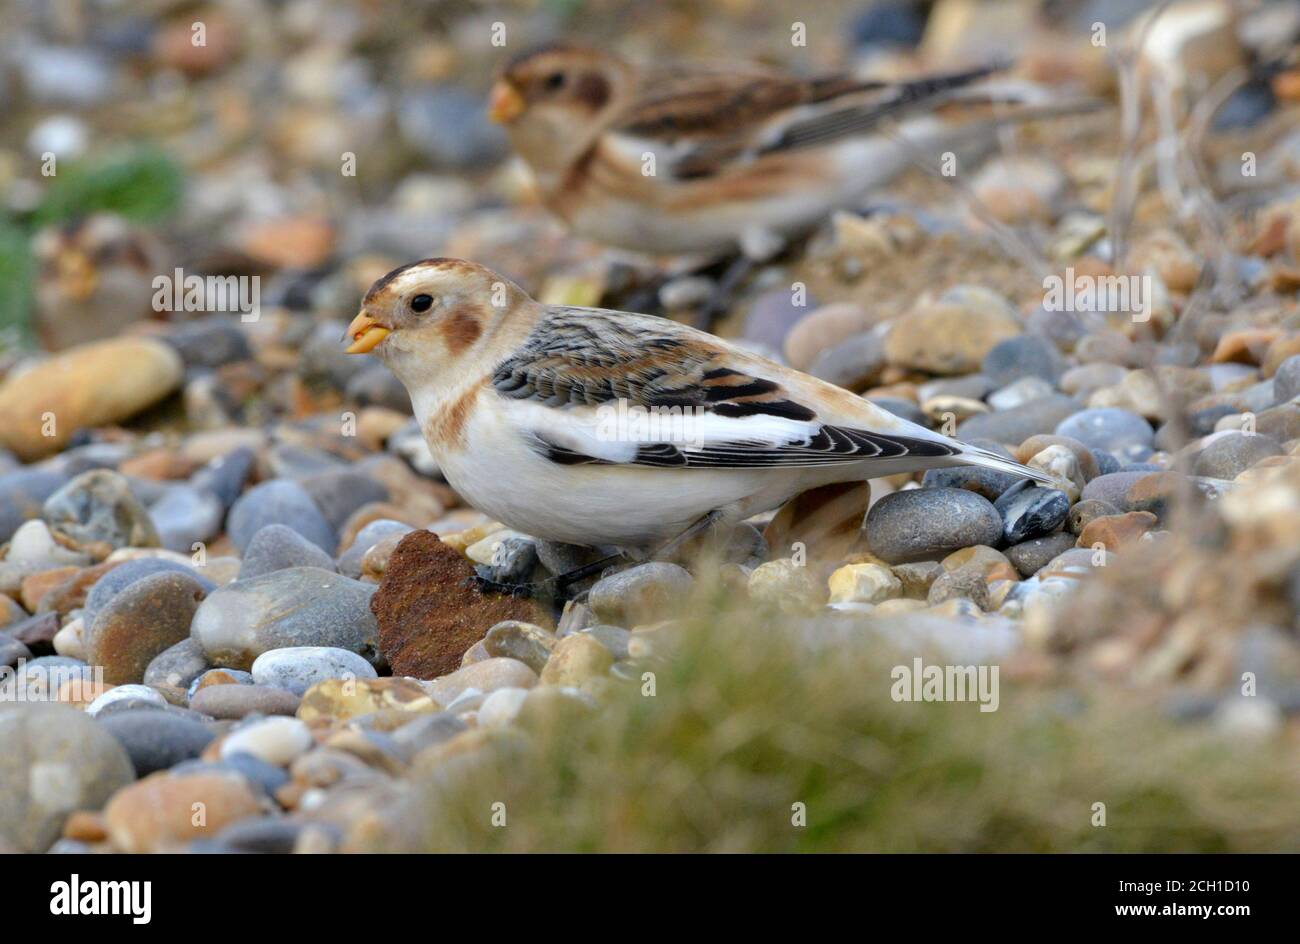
[344,311,390,354]
[487,80,525,123]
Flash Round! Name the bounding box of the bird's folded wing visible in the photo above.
[609,62,1005,180]
[492,308,959,470]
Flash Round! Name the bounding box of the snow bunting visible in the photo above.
[345,258,1051,554]
[488,43,1068,258]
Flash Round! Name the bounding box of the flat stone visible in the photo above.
[1055,408,1154,455]
[189,684,301,719]
[296,676,439,722]
[371,530,550,680]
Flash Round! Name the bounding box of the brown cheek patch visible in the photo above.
[438,305,483,355]
[575,72,610,110]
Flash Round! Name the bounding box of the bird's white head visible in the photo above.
[344,257,530,389]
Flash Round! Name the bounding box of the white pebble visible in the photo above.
[86,685,166,717]
[221,716,313,766]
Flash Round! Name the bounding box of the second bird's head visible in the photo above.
[344,258,527,385]
[487,42,633,179]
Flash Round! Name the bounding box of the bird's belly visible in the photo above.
[431,421,824,549]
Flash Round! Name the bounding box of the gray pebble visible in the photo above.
[1192,432,1283,480]
[99,711,216,776]
[226,479,335,554]
[191,566,380,669]
[1055,408,1153,455]
[240,523,337,579]
[865,488,1003,564]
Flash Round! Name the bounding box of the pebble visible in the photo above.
[957,395,1081,445]
[746,558,824,613]
[1067,498,1122,534]
[1078,511,1158,551]
[884,300,1021,375]
[0,703,135,853]
[891,560,943,599]
[0,468,69,543]
[1192,432,1283,479]
[0,636,32,669]
[336,519,412,578]
[42,469,160,550]
[827,562,902,604]
[83,557,213,626]
[981,335,1065,387]
[1005,532,1078,577]
[1055,408,1154,456]
[300,469,390,533]
[189,447,255,511]
[250,646,378,696]
[425,657,539,707]
[104,771,260,854]
[88,570,210,684]
[477,687,530,728]
[1080,471,1151,509]
[238,523,337,579]
[994,483,1071,544]
[483,621,558,674]
[742,288,818,351]
[807,330,887,389]
[296,676,440,722]
[189,684,302,719]
[220,716,313,766]
[226,479,336,555]
[191,566,379,669]
[1274,354,1300,404]
[922,443,1021,500]
[866,488,1003,564]
[1026,444,1086,500]
[143,638,210,690]
[98,710,216,776]
[588,562,694,626]
[783,302,872,370]
[85,684,167,717]
[148,484,224,553]
[538,634,614,689]
[986,376,1056,412]
[928,568,991,610]
[0,338,183,461]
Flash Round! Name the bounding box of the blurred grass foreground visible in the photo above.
[367,584,1300,853]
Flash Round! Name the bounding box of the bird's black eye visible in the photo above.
[410,294,433,313]
[544,72,565,92]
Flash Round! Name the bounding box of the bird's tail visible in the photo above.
[955,444,1057,487]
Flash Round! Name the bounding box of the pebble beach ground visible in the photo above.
[2,0,1300,854]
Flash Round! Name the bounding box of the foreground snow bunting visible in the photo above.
[488,43,1069,258]
[345,258,1050,553]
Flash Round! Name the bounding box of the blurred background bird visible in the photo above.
[488,43,1088,263]
[32,213,166,351]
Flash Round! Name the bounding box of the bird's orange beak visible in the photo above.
[344,311,391,354]
[487,79,525,124]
